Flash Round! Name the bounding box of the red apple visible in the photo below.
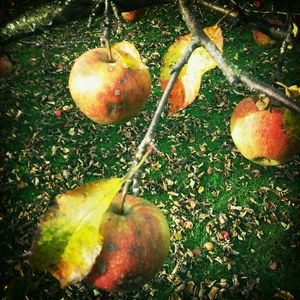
[121,8,146,22]
[86,193,170,291]
[230,97,300,166]
[68,41,151,124]
[252,19,283,47]
[253,0,262,9]
[0,55,12,77]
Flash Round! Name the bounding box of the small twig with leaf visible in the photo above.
[87,0,104,28]
[121,38,201,199]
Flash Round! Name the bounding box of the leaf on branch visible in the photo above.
[30,177,125,287]
[160,24,223,115]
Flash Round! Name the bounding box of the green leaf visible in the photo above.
[283,108,300,140]
[30,177,125,287]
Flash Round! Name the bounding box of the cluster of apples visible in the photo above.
[66,12,300,293]
[68,39,169,291]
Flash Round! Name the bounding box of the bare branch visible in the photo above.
[197,0,293,42]
[87,0,104,28]
[179,0,300,115]
[272,14,294,82]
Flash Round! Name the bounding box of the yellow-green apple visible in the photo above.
[230,97,300,166]
[68,41,151,124]
[0,55,12,77]
[86,193,170,291]
[121,8,146,22]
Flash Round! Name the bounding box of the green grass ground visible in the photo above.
[1,2,300,299]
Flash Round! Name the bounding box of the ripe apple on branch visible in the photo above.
[87,193,170,291]
[68,41,151,125]
[30,148,170,291]
[230,96,300,166]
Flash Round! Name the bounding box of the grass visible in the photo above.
[1,1,300,299]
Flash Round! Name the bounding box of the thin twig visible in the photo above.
[197,0,300,17]
[110,0,124,34]
[197,0,292,42]
[103,0,112,60]
[121,38,200,203]
[272,13,294,82]
[179,0,300,115]
[87,0,104,28]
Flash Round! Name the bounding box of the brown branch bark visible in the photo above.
[197,0,294,43]
[179,0,300,115]
[121,38,200,199]
[0,0,172,44]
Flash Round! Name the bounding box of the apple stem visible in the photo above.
[106,39,113,62]
[103,0,113,62]
[117,146,153,213]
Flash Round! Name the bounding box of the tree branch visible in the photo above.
[87,0,104,28]
[121,38,200,204]
[272,14,294,82]
[197,0,295,42]
[179,0,300,115]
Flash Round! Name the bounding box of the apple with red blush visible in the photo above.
[230,96,300,166]
[86,193,170,292]
[69,41,151,125]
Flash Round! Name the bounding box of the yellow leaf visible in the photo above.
[112,40,147,70]
[30,177,125,287]
[160,25,223,115]
[276,82,300,98]
[275,290,295,300]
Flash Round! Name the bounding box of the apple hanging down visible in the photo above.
[86,193,170,292]
[69,41,151,125]
[230,97,300,166]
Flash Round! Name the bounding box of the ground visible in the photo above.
[0,1,300,299]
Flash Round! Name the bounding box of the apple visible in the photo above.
[86,193,170,292]
[230,97,300,166]
[252,19,283,47]
[121,8,146,22]
[68,42,151,124]
[0,55,12,77]
[253,0,262,9]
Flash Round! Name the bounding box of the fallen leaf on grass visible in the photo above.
[275,290,295,300]
[208,286,219,300]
